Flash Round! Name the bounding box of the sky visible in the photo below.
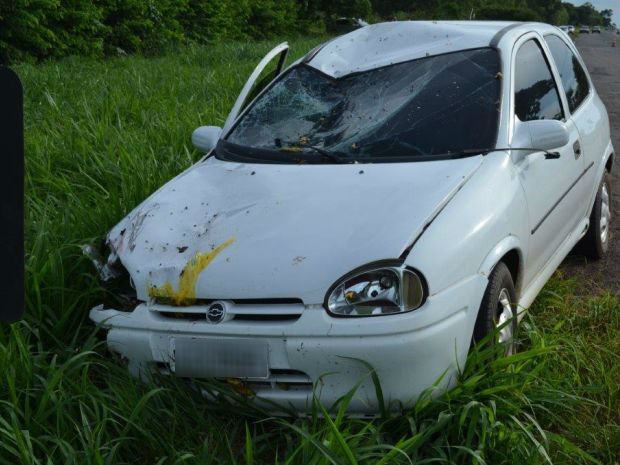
[569,0,620,26]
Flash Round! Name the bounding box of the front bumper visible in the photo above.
[90,274,487,414]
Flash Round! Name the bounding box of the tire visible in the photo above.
[582,172,612,260]
[473,262,518,355]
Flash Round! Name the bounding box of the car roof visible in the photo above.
[306,20,553,78]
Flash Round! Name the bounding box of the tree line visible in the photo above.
[0,0,614,63]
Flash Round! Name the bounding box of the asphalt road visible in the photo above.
[560,31,620,293]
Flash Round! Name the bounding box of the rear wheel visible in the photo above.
[582,173,612,259]
[473,262,517,355]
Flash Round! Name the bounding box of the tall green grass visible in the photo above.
[5,39,619,464]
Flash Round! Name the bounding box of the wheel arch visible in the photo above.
[606,151,614,173]
[478,236,524,295]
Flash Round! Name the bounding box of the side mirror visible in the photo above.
[512,119,570,154]
[192,126,222,152]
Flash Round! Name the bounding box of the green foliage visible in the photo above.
[50,0,104,57]
[477,5,540,22]
[562,1,609,26]
[325,0,372,18]
[97,0,187,55]
[553,7,570,27]
[178,0,250,43]
[0,0,104,62]
[302,0,371,20]
[369,0,613,25]
[1,0,615,63]
[245,0,298,39]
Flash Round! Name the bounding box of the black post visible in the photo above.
[0,66,25,323]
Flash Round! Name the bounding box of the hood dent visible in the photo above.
[106,157,483,304]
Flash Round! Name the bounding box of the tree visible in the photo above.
[552,6,569,25]
[600,8,613,27]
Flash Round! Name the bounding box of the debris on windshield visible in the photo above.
[225,48,501,163]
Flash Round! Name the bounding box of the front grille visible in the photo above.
[246,369,313,391]
[154,297,303,306]
[232,313,300,322]
[158,311,204,321]
[151,299,305,323]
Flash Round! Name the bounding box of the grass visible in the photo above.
[5,38,620,464]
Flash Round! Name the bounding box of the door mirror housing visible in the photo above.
[512,119,570,153]
[192,126,222,153]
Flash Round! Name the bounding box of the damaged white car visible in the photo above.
[90,21,614,414]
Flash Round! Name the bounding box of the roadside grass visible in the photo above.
[528,275,620,464]
[5,39,619,464]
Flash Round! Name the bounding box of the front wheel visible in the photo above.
[473,262,518,355]
[582,172,612,259]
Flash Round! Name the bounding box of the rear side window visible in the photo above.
[544,34,590,113]
[514,39,564,121]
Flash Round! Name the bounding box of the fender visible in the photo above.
[477,235,525,293]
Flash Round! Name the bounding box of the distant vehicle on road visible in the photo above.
[580,25,591,33]
[592,26,602,34]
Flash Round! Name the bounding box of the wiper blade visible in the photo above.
[305,145,348,164]
[279,144,348,163]
[430,146,561,159]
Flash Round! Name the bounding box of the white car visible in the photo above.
[90,21,614,414]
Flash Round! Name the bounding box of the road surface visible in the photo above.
[560,31,620,293]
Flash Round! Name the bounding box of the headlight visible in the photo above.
[325,263,427,317]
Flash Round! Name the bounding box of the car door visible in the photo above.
[222,42,289,134]
[511,36,585,282]
[544,33,602,209]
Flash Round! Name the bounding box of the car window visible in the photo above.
[544,34,590,113]
[241,54,287,112]
[514,39,564,122]
[222,48,501,163]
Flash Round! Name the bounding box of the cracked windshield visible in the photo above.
[224,47,501,163]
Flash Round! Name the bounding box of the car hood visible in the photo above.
[107,156,482,304]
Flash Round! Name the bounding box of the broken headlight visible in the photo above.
[326,264,426,317]
[83,240,139,311]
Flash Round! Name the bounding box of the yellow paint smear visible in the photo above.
[149,237,235,306]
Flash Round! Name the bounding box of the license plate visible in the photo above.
[171,338,269,379]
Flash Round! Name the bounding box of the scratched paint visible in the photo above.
[148,237,235,305]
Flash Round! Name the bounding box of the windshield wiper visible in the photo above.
[278,144,348,163]
[305,145,348,164]
[346,142,560,161]
[434,147,561,160]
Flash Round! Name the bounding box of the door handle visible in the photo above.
[573,140,582,158]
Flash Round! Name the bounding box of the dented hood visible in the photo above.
[108,156,482,304]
